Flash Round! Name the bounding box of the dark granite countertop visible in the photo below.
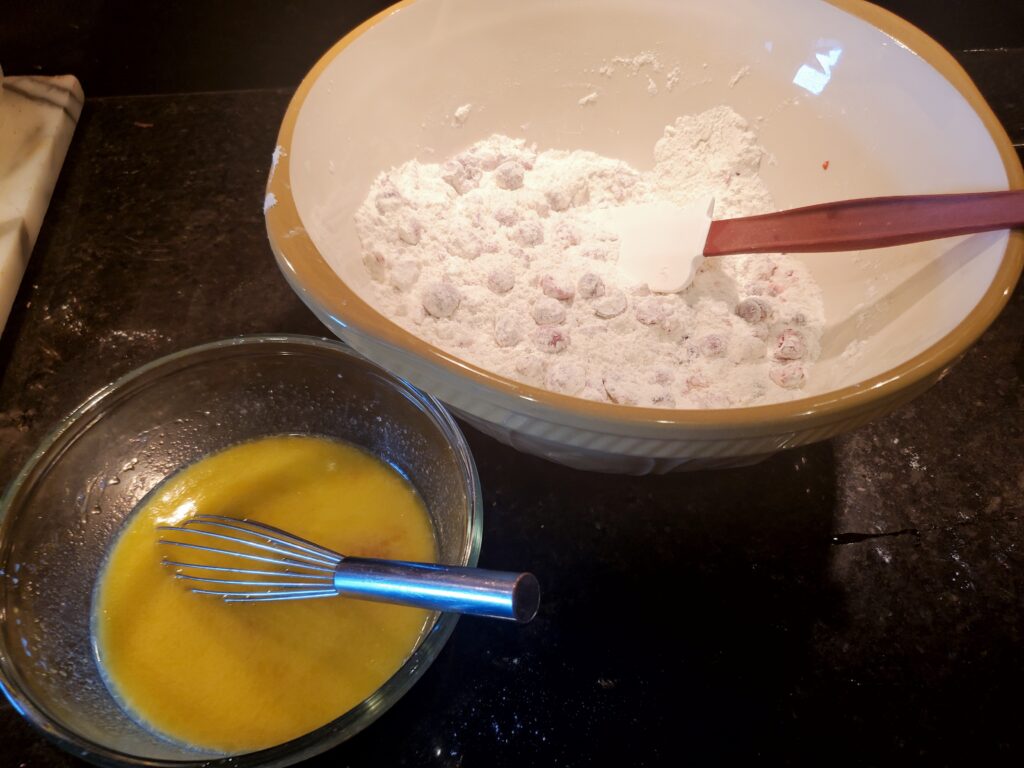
[1,2,1022,765]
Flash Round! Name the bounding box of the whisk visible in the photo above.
[158,515,539,623]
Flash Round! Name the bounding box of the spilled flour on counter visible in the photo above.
[343,106,824,408]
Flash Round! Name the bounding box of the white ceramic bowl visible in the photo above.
[266,0,1022,474]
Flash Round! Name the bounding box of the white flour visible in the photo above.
[347,106,824,408]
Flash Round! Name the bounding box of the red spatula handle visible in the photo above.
[704,190,1024,256]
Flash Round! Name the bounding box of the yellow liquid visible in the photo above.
[92,435,436,754]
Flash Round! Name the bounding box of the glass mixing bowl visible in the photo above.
[0,335,482,767]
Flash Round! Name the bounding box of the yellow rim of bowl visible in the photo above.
[265,0,1023,432]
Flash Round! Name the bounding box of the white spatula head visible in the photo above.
[604,197,715,293]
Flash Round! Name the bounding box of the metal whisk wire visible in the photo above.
[157,514,540,623]
[159,515,346,602]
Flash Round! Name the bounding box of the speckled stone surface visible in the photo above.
[1,3,1022,766]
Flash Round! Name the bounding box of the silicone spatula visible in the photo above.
[610,190,1024,293]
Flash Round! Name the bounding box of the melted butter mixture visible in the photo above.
[92,435,436,754]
